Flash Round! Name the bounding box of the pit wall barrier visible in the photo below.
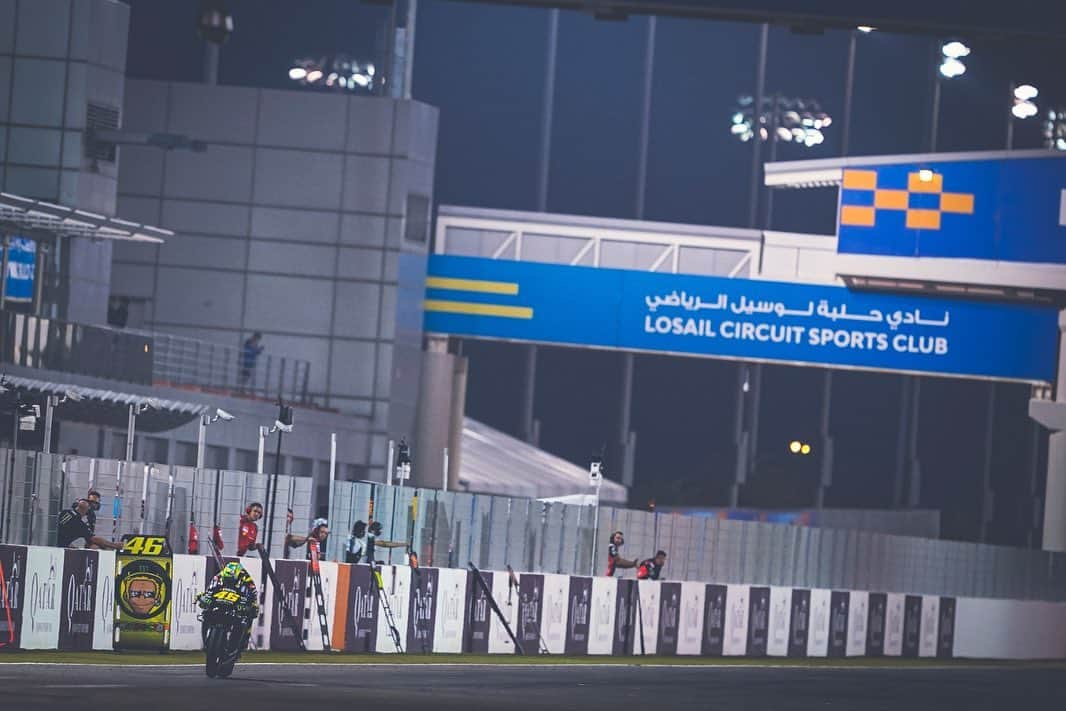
[2,545,1065,660]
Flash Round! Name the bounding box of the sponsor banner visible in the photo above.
[0,545,28,651]
[884,593,905,656]
[407,567,439,654]
[828,590,850,657]
[656,582,682,656]
[919,595,939,658]
[425,254,1058,384]
[588,575,617,655]
[270,559,308,651]
[114,536,174,651]
[433,567,467,654]
[723,584,749,656]
[746,586,771,657]
[612,579,635,656]
[464,570,491,654]
[374,564,411,654]
[22,546,63,649]
[92,551,115,650]
[3,236,36,302]
[345,564,378,653]
[788,589,811,657]
[564,576,592,656]
[846,591,868,657]
[58,549,98,651]
[806,589,831,657]
[305,561,339,651]
[767,586,791,657]
[489,569,519,654]
[634,580,660,655]
[540,573,569,655]
[866,592,887,657]
[702,583,727,656]
[517,573,545,656]
[837,157,1066,267]
[902,594,923,658]
[170,554,207,651]
[332,563,351,651]
[937,597,956,659]
[676,582,705,656]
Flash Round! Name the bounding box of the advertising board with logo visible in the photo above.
[114,536,173,651]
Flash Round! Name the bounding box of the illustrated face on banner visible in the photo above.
[118,561,169,620]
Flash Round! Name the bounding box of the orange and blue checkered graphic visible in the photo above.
[835,157,1066,264]
[839,169,974,231]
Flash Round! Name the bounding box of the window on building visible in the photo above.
[404,194,430,244]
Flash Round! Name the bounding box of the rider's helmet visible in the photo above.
[220,561,252,585]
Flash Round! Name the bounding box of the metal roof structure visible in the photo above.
[0,374,207,432]
[0,192,172,244]
[764,148,1065,189]
[459,417,628,504]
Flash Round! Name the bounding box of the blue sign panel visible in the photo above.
[4,236,36,302]
[837,155,1066,265]
[424,255,1058,383]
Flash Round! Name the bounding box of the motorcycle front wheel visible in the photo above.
[204,625,225,678]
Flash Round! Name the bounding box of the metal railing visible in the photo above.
[143,330,311,404]
[0,310,153,384]
[0,310,311,403]
[6,449,1065,602]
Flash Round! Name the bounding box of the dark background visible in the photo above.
[123,0,1063,545]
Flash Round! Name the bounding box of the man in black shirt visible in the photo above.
[636,550,667,581]
[57,499,121,550]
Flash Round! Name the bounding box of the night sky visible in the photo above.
[124,1,1064,545]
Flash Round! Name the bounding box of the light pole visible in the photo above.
[1007,83,1039,150]
[191,407,233,552]
[42,389,82,455]
[731,94,831,228]
[930,40,970,152]
[263,401,294,555]
[589,454,604,577]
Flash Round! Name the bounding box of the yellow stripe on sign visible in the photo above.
[842,169,878,190]
[424,299,534,319]
[425,276,519,295]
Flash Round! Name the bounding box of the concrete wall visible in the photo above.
[112,81,439,466]
[0,0,132,323]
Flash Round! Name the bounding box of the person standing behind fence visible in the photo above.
[236,502,263,556]
[636,550,667,580]
[57,499,121,550]
[605,531,637,577]
[239,332,264,389]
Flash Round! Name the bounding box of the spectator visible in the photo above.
[344,520,368,564]
[239,332,264,389]
[286,518,330,560]
[107,296,129,328]
[83,489,102,545]
[605,531,637,577]
[636,550,667,580]
[365,520,406,564]
[57,499,121,550]
[236,502,263,556]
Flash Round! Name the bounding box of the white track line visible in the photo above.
[0,661,1053,671]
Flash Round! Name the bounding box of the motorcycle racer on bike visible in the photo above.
[197,561,259,652]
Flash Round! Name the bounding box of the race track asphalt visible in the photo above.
[1,661,1064,711]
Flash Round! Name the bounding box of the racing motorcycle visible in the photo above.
[200,588,253,678]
